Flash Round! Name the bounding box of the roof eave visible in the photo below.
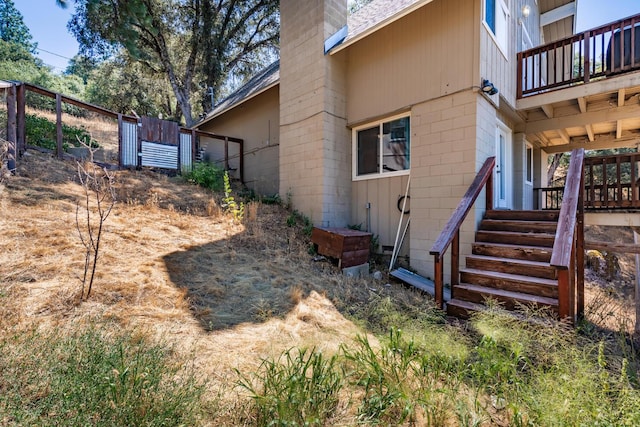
[329,0,435,55]
[193,80,280,129]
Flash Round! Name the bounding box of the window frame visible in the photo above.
[352,112,411,181]
[483,0,510,57]
[525,142,534,185]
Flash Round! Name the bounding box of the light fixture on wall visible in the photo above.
[521,4,531,18]
[481,79,499,96]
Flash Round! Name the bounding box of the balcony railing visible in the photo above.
[536,153,640,210]
[517,13,640,98]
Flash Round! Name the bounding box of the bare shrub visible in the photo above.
[75,137,116,300]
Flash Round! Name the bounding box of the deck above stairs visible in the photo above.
[446,209,561,318]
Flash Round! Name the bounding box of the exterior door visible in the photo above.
[494,121,512,209]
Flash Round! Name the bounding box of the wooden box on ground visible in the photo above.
[311,227,372,268]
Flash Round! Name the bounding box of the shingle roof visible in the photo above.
[197,60,280,125]
[344,0,430,45]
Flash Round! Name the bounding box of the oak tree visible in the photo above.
[69,0,279,126]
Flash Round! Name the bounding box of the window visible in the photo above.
[485,0,509,53]
[525,143,533,184]
[353,114,410,179]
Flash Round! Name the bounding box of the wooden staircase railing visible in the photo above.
[550,148,585,321]
[537,152,639,211]
[517,13,640,98]
[430,157,495,309]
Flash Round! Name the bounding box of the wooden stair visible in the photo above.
[446,210,561,318]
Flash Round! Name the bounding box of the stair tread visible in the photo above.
[473,242,552,251]
[456,282,558,305]
[477,230,556,237]
[466,254,551,268]
[481,219,557,225]
[460,267,557,286]
[484,210,560,220]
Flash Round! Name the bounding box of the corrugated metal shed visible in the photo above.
[141,141,178,169]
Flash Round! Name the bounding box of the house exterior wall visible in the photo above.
[480,0,543,109]
[279,0,351,227]
[345,0,477,124]
[199,86,280,195]
[345,0,478,261]
[410,90,483,280]
[350,175,410,255]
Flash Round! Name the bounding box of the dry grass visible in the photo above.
[2,145,639,424]
[0,149,406,424]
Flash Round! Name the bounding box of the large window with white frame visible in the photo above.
[484,0,509,53]
[353,114,410,179]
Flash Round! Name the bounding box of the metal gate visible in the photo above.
[120,117,192,172]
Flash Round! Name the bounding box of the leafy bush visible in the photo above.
[237,347,343,426]
[24,113,98,151]
[0,326,205,426]
[184,162,224,191]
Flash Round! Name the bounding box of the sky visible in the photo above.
[13,0,640,74]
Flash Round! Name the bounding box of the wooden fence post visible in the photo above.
[56,93,63,159]
[16,83,25,155]
[224,136,229,171]
[117,114,123,168]
[6,84,17,173]
[239,140,244,184]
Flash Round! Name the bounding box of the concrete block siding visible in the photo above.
[280,0,350,227]
[410,90,495,281]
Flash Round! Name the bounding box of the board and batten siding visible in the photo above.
[479,22,516,105]
[480,0,545,108]
[344,0,476,124]
[351,175,410,256]
[199,86,280,196]
[343,0,477,257]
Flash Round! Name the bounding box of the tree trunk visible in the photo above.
[547,153,563,185]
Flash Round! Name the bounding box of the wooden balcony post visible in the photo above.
[517,52,523,99]
[584,32,591,84]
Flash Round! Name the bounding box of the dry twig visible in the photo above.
[75,136,116,300]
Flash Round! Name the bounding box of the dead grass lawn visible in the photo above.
[1,148,638,424]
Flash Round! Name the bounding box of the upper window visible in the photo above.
[485,0,509,53]
[353,114,410,179]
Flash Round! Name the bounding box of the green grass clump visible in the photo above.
[465,307,640,426]
[343,327,466,425]
[0,326,205,426]
[237,347,343,426]
[24,113,98,151]
[185,161,225,191]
